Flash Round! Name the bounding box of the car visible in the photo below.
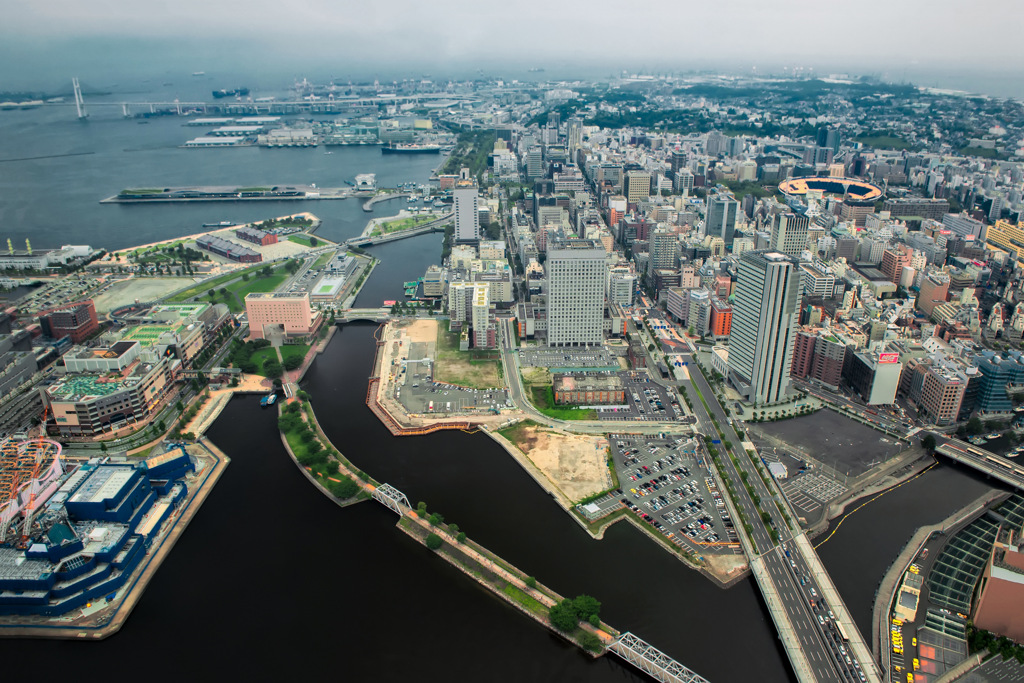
[912,636,916,647]
[913,658,919,670]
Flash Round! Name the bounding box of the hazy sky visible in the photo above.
[2,0,1022,91]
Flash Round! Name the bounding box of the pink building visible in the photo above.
[245,292,323,340]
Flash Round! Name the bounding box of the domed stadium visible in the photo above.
[778,176,883,202]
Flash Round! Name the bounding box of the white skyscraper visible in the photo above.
[453,175,480,243]
[728,251,800,404]
[547,239,607,346]
[769,212,810,257]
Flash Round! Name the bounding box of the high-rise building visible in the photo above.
[670,149,688,175]
[728,251,800,404]
[525,146,544,180]
[769,212,810,257]
[674,169,695,194]
[566,118,583,160]
[917,273,950,318]
[649,228,678,270]
[546,239,607,347]
[942,212,985,240]
[816,127,841,154]
[880,245,911,285]
[705,195,740,245]
[453,175,480,243]
[624,171,652,205]
[608,268,635,306]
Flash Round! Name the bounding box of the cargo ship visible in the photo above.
[212,88,250,99]
[381,143,441,155]
[202,221,235,228]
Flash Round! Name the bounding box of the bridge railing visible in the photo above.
[609,632,711,683]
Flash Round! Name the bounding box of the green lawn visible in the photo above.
[248,347,280,375]
[197,267,290,312]
[167,266,262,303]
[280,344,310,365]
[501,583,547,616]
[373,214,437,236]
[312,252,333,270]
[528,385,598,420]
[288,234,314,247]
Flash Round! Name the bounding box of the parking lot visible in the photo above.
[394,346,511,415]
[750,410,907,480]
[591,371,690,423]
[519,346,619,370]
[603,434,741,555]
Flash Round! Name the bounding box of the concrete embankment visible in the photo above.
[870,489,1008,664]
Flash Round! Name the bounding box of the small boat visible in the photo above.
[202,221,234,228]
[260,393,277,407]
[986,433,1001,440]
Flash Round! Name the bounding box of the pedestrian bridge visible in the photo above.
[609,633,710,683]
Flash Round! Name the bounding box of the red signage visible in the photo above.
[878,352,899,364]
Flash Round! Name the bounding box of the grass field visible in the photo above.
[311,252,333,270]
[167,266,262,303]
[288,234,316,247]
[528,385,598,420]
[372,214,437,237]
[433,326,504,389]
[197,266,290,312]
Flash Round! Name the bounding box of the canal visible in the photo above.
[303,322,794,682]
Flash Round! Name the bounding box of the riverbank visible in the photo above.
[0,440,228,639]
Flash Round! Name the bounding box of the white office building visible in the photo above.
[728,251,800,404]
[453,177,480,243]
[547,239,607,346]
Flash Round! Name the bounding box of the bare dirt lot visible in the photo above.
[93,277,195,314]
[434,322,504,389]
[503,423,611,501]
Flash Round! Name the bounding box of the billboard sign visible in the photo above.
[878,352,899,364]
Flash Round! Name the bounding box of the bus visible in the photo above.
[835,620,849,641]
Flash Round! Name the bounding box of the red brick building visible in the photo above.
[553,374,625,405]
[38,300,99,344]
[235,226,279,246]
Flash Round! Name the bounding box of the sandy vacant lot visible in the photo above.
[93,277,196,314]
[434,321,504,390]
[401,318,439,344]
[507,424,611,501]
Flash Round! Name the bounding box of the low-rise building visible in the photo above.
[553,373,624,405]
[245,292,322,340]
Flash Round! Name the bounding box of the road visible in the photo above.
[678,352,875,682]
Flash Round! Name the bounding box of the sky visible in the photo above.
[1,0,1022,95]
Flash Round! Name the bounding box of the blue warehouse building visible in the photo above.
[0,448,194,616]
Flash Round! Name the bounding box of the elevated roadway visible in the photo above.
[675,353,880,682]
[935,437,1024,490]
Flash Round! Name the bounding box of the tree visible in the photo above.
[525,576,537,589]
[967,416,984,435]
[428,512,444,526]
[571,595,601,621]
[549,600,579,632]
[242,273,249,281]
[283,355,303,371]
[448,523,460,535]
[579,632,603,653]
[425,533,443,550]
[99,441,107,452]
[456,532,466,543]
[310,237,318,247]
[208,288,215,298]
[263,360,283,379]
[921,433,937,453]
